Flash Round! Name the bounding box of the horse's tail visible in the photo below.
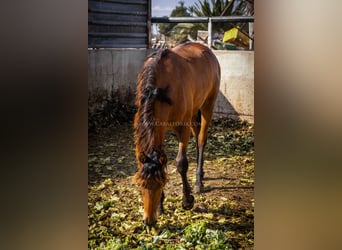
[136,48,172,107]
[140,85,172,106]
[134,49,173,154]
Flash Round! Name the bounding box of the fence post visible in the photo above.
[208,18,212,48]
[249,22,254,50]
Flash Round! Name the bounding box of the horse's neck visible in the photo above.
[152,125,166,151]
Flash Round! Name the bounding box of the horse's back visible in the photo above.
[172,43,219,87]
[172,42,215,60]
[165,43,220,117]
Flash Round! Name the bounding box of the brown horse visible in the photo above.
[134,42,220,226]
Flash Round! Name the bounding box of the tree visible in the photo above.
[157,1,207,45]
[192,0,254,33]
[171,0,191,17]
[158,17,173,37]
[192,0,253,17]
[157,1,191,37]
[193,0,230,17]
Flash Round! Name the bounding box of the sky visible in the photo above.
[152,0,198,17]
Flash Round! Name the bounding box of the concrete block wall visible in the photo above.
[88,49,153,110]
[213,51,254,122]
[88,49,254,123]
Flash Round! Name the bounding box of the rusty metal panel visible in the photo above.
[88,0,150,48]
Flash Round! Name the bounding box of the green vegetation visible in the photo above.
[88,118,254,249]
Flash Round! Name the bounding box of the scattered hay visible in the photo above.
[88,118,254,249]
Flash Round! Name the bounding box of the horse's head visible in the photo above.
[134,148,168,226]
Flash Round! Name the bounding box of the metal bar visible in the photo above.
[249,22,254,50]
[151,17,208,23]
[151,16,253,23]
[208,18,212,48]
[210,16,254,23]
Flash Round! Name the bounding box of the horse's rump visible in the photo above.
[153,43,220,126]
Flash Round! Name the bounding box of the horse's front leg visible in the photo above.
[176,128,194,210]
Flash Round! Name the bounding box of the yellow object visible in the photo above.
[223,27,250,48]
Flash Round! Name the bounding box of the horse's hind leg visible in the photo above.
[194,101,216,193]
[175,126,194,210]
[191,111,204,193]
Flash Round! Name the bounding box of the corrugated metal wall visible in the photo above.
[88,0,151,48]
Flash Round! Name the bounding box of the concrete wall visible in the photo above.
[213,51,254,122]
[88,49,153,110]
[88,48,254,122]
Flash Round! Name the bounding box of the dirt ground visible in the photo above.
[88,118,254,249]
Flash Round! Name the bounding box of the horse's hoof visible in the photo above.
[194,184,204,194]
[182,195,195,210]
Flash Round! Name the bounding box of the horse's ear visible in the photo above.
[139,152,147,164]
[159,152,167,165]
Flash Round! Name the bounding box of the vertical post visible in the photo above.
[208,18,212,48]
[249,22,254,50]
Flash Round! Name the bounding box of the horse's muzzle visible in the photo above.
[143,218,157,227]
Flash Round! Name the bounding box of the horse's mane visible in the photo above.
[134,49,172,155]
